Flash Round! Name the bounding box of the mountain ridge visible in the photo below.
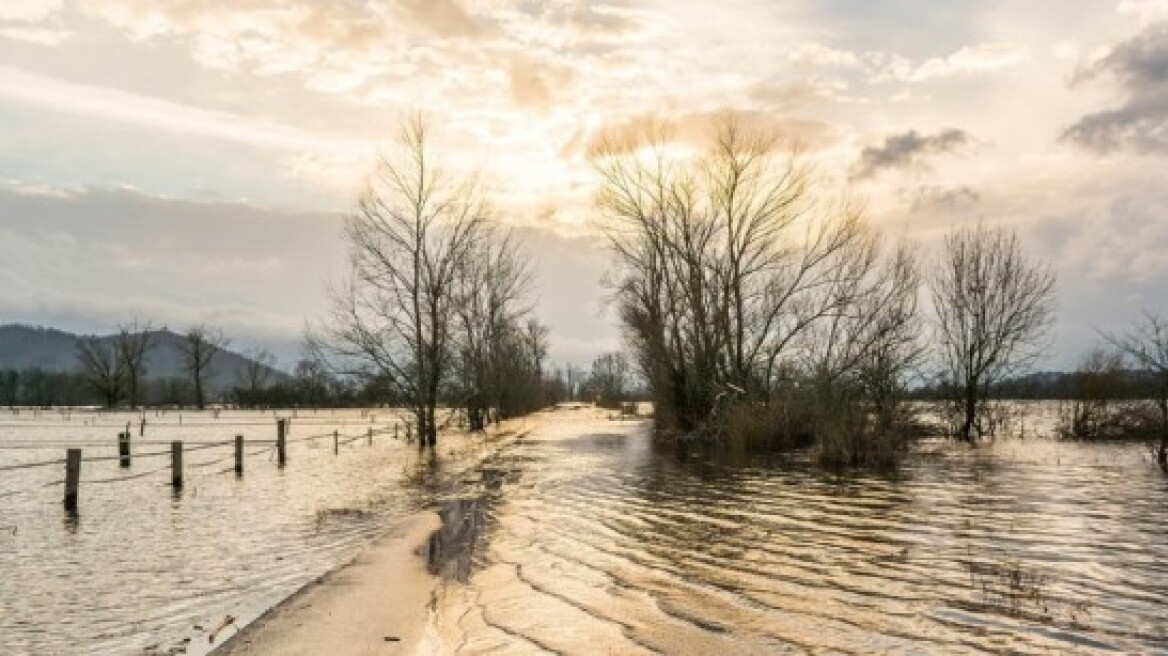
[0,324,290,395]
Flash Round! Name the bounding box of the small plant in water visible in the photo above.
[966,558,1050,617]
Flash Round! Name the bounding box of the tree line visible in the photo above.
[589,112,1168,467]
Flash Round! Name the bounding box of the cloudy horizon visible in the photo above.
[2,0,1168,371]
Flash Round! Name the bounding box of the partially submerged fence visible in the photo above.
[0,417,410,513]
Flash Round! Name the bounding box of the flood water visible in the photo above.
[0,407,509,655]
[4,405,1168,655]
[426,405,1168,654]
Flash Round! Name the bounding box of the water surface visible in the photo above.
[0,407,503,655]
[428,405,1168,654]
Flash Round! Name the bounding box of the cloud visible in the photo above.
[0,183,617,366]
[0,184,344,360]
[0,66,365,157]
[1118,0,1168,23]
[789,43,858,67]
[508,57,554,109]
[908,185,981,213]
[397,0,490,38]
[1062,21,1168,155]
[0,0,62,22]
[854,128,974,178]
[581,108,838,158]
[0,25,68,45]
[871,43,1028,83]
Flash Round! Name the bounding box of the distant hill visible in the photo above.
[0,324,290,395]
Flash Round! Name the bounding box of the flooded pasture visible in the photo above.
[426,405,1168,654]
[4,403,1168,655]
[0,407,508,655]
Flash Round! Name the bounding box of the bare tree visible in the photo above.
[931,224,1056,442]
[116,319,154,408]
[452,229,534,430]
[592,112,880,432]
[1104,311,1168,466]
[586,352,630,407]
[1059,347,1131,440]
[182,324,228,410]
[326,114,487,447]
[77,335,124,408]
[241,348,276,393]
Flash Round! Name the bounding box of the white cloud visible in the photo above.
[0,25,68,45]
[789,43,859,67]
[1118,0,1168,23]
[873,43,1029,83]
[0,0,61,22]
[0,66,366,157]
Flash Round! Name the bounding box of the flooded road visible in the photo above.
[427,405,1168,654]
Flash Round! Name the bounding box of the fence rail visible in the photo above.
[0,418,406,513]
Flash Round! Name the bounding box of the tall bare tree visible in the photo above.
[1104,311,1168,466]
[116,320,154,408]
[931,224,1056,442]
[592,113,880,431]
[77,335,124,408]
[452,229,533,430]
[182,324,228,410]
[327,114,487,447]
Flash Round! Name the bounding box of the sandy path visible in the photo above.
[211,511,441,656]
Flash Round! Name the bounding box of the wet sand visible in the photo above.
[211,511,442,656]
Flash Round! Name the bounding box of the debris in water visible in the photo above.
[208,614,237,643]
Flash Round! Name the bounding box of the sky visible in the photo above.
[1,0,1167,371]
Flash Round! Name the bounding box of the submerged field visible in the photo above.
[3,404,1167,654]
[0,407,513,655]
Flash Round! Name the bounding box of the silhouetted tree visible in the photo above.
[181,324,228,410]
[116,319,154,408]
[77,335,124,408]
[931,224,1056,442]
[1105,311,1168,466]
[235,347,276,406]
[0,370,18,408]
[327,114,487,447]
[593,113,887,433]
[586,352,630,407]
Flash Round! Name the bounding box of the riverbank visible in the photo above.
[212,511,441,655]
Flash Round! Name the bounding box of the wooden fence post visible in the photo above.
[118,432,131,468]
[333,429,339,455]
[368,427,373,446]
[171,441,183,489]
[64,448,81,511]
[234,435,244,476]
[276,419,287,467]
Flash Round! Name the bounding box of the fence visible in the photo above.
[0,417,411,513]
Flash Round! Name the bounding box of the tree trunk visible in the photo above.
[425,405,438,447]
[1158,396,1168,469]
[960,384,977,443]
[194,377,205,411]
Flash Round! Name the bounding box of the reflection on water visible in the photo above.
[429,405,1168,654]
[0,408,507,655]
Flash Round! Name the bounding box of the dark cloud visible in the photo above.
[1063,21,1168,154]
[853,128,972,178]
[909,185,980,213]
